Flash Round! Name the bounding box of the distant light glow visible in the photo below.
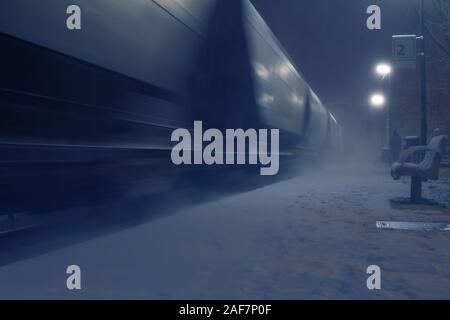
[260,93,274,106]
[277,63,291,79]
[370,93,386,108]
[254,63,270,80]
[375,63,392,77]
[291,93,303,105]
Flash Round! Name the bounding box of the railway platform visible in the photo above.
[0,161,449,299]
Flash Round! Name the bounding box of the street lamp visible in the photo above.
[370,93,386,108]
[374,62,393,159]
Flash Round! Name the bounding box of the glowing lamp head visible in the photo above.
[370,93,386,108]
[375,63,392,77]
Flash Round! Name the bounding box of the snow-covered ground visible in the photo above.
[0,161,450,299]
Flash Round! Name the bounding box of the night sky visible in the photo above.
[251,0,421,133]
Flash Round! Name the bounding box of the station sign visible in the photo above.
[392,35,417,69]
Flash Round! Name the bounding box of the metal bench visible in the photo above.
[391,134,448,181]
[391,134,448,202]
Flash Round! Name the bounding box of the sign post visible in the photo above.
[392,0,428,204]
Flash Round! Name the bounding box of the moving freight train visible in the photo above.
[0,0,342,215]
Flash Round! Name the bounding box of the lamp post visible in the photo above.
[418,0,428,146]
[369,92,388,163]
[375,62,392,151]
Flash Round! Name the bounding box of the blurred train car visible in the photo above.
[0,0,220,214]
[191,0,340,154]
[0,0,341,216]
